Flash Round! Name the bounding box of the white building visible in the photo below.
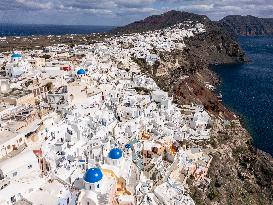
[5,53,31,78]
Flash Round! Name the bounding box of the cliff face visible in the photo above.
[219,15,273,36]
[203,121,273,205]
[118,10,247,113]
[115,10,273,205]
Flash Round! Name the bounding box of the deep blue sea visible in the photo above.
[214,36,273,155]
[0,24,114,37]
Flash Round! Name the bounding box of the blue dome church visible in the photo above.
[108,148,122,159]
[108,148,123,166]
[84,168,103,191]
[11,53,22,63]
[77,68,86,76]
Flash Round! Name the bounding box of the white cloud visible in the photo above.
[16,0,53,10]
[179,4,215,12]
[116,0,156,8]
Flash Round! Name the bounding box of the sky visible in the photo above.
[0,0,272,26]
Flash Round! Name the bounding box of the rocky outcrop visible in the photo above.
[219,15,273,36]
[199,118,273,205]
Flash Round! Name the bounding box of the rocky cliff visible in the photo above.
[114,10,273,205]
[219,15,273,36]
[114,10,247,113]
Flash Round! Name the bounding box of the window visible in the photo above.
[28,165,32,169]
[11,196,16,203]
[13,172,17,177]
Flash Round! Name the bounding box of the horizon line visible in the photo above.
[0,22,118,27]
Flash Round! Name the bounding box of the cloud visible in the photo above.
[61,0,116,10]
[116,0,156,8]
[117,7,160,16]
[16,0,53,10]
[0,0,272,25]
[179,4,215,12]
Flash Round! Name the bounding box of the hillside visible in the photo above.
[112,10,273,205]
[219,15,273,36]
[113,10,247,114]
[113,10,246,65]
[113,10,209,34]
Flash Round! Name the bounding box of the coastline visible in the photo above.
[211,63,272,156]
[191,66,273,204]
[212,35,273,156]
[212,65,272,154]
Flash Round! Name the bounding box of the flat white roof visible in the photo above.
[0,150,38,174]
[0,130,17,144]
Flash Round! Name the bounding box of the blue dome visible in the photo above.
[84,168,103,183]
[108,148,123,159]
[11,53,22,58]
[125,144,132,149]
[77,69,86,75]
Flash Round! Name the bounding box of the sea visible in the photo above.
[214,36,273,155]
[0,24,115,37]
